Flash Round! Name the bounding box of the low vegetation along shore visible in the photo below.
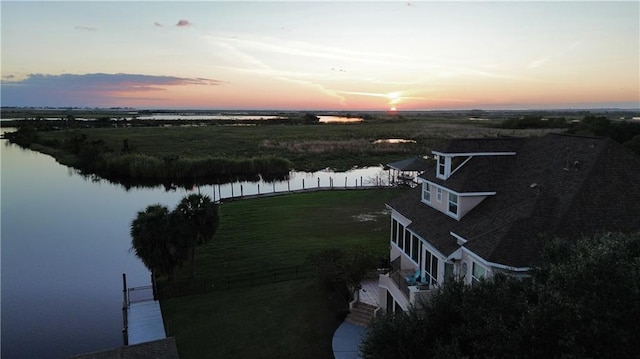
[5,109,628,187]
[3,113,596,185]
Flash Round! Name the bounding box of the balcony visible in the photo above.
[379,257,436,309]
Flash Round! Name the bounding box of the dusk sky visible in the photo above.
[1,1,639,111]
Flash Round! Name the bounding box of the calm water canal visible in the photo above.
[0,128,387,358]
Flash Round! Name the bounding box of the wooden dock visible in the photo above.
[127,299,167,345]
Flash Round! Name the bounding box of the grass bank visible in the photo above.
[161,188,405,358]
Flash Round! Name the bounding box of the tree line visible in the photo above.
[361,232,640,359]
[495,115,640,156]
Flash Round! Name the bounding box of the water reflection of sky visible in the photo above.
[0,129,391,357]
[1,136,192,358]
[317,116,363,123]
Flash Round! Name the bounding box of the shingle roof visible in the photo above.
[387,156,431,172]
[435,136,521,154]
[388,133,640,268]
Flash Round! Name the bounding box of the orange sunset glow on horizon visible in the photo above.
[1,1,638,110]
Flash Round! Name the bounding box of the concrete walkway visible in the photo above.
[332,278,379,358]
[332,321,367,359]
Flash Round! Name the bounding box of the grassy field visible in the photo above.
[160,188,405,358]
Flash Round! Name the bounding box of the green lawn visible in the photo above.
[160,188,405,358]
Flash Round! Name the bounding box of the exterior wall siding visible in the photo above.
[460,250,493,285]
[458,195,488,218]
[378,275,409,311]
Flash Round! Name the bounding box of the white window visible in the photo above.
[448,192,458,216]
[425,250,439,285]
[472,262,486,285]
[411,235,420,263]
[403,228,411,256]
[437,187,442,202]
[438,155,446,177]
[422,182,431,203]
[391,219,398,244]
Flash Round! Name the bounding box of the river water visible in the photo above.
[0,128,387,358]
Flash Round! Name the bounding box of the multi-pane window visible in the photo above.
[437,187,442,202]
[411,235,420,263]
[425,251,439,285]
[438,155,446,177]
[404,228,411,256]
[448,192,458,215]
[472,262,486,285]
[391,219,398,244]
[423,182,431,203]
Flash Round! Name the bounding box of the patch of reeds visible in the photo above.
[96,153,292,181]
[260,139,417,154]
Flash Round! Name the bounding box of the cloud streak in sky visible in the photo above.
[75,25,97,31]
[2,73,225,107]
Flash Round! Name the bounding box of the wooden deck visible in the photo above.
[358,278,380,307]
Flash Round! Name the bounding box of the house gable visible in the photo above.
[389,133,640,271]
[381,133,640,309]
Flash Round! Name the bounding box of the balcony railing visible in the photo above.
[390,256,401,273]
[390,271,411,299]
[386,263,435,306]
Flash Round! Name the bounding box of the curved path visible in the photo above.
[332,278,380,358]
[332,321,366,359]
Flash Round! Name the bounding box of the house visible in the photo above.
[386,156,431,187]
[378,133,640,313]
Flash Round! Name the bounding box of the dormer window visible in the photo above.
[437,155,446,177]
[435,153,451,180]
[448,193,458,216]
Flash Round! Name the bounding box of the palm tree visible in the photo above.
[130,204,187,283]
[174,194,220,276]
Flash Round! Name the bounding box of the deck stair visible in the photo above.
[345,302,377,327]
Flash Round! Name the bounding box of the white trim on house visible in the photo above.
[461,247,530,273]
[449,155,473,176]
[436,155,448,179]
[431,151,517,157]
[450,231,467,244]
[415,179,496,197]
[432,151,516,180]
[458,191,497,196]
[388,207,412,226]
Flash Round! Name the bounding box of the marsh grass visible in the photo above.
[22,118,560,182]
